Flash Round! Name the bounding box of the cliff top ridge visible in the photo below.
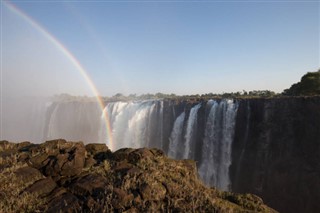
[0,139,276,212]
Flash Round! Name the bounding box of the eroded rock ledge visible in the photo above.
[0,139,276,212]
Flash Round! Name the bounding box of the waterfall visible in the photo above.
[159,101,164,150]
[101,100,161,150]
[198,99,238,191]
[183,104,201,159]
[45,101,102,143]
[198,100,219,187]
[168,112,185,159]
[1,96,50,143]
[3,97,240,191]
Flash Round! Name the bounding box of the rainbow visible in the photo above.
[3,1,114,149]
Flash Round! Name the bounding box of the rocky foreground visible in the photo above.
[0,140,276,212]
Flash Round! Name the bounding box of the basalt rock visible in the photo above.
[0,139,276,212]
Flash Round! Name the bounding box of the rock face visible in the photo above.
[2,96,319,212]
[0,140,276,212]
[230,97,320,213]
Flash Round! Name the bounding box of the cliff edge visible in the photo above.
[0,139,276,212]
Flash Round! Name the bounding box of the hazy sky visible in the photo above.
[2,0,319,97]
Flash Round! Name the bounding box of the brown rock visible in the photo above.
[1,140,278,213]
[18,152,30,162]
[112,148,135,161]
[24,177,57,197]
[43,139,67,150]
[112,188,134,209]
[69,174,109,198]
[84,156,96,168]
[30,153,49,169]
[14,166,43,183]
[31,142,87,178]
[60,144,86,177]
[149,148,165,157]
[46,187,68,202]
[42,156,61,177]
[139,182,166,201]
[113,161,134,173]
[46,192,81,213]
[128,148,153,163]
[85,143,109,155]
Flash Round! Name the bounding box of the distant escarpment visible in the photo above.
[0,139,276,212]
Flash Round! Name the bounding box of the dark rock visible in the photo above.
[84,156,96,168]
[46,192,81,213]
[30,153,50,169]
[139,182,166,201]
[14,166,43,183]
[24,177,57,197]
[93,151,112,163]
[17,141,32,149]
[112,148,135,161]
[128,148,153,163]
[1,140,276,213]
[113,161,134,173]
[36,142,86,178]
[85,143,109,155]
[112,188,134,209]
[230,97,320,213]
[149,148,165,157]
[60,144,86,177]
[47,187,68,202]
[17,152,30,162]
[69,174,109,198]
[18,144,39,153]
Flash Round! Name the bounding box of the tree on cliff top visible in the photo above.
[283,69,320,96]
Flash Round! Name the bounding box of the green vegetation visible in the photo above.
[283,69,320,96]
[106,90,278,101]
[52,69,320,102]
[53,90,279,103]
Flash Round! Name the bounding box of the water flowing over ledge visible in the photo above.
[2,97,320,213]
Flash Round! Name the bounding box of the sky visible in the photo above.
[1,0,319,97]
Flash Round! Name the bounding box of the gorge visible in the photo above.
[2,96,320,213]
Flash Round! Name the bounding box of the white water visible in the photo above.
[168,112,185,159]
[183,104,201,159]
[45,101,102,143]
[3,98,239,191]
[101,101,162,150]
[198,99,238,190]
[1,97,50,142]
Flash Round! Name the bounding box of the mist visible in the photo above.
[1,3,99,142]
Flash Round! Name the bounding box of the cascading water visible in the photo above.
[45,101,102,143]
[183,103,201,159]
[168,112,185,159]
[101,100,163,150]
[100,99,239,190]
[4,97,239,191]
[198,99,238,191]
[3,96,317,212]
[2,96,51,142]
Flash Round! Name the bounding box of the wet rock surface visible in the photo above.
[231,97,320,213]
[0,140,276,212]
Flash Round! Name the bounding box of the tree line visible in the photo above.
[53,69,320,102]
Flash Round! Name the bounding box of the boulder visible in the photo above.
[24,177,57,197]
[1,140,277,213]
